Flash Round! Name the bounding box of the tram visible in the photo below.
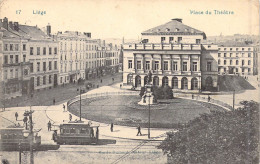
[0,125,41,151]
[52,120,99,145]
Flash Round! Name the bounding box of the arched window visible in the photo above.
[135,75,141,87]
[191,78,198,90]
[162,76,168,87]
[153,76,159,86]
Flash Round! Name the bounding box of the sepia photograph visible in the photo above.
[0,0,259,163]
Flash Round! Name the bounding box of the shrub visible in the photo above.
[158,101,259,164]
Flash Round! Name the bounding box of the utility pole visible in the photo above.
[233,90,235,110]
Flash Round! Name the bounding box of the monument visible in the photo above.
[138,71,157,106]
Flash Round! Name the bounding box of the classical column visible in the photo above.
[168,76,173,88]
[198,55,201,71]
[188,77,191,90]
[178,77,182,89]
[134,54,137,73]
[188,55,191,71]
[143,54,145,72]
[161,54,163,72]
[170,55,173,73]
[158,76,163,86]
[179,55,182,71]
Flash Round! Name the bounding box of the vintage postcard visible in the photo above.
[0,0,259,163]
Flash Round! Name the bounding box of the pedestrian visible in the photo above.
[48,121,52,131]
[112,78,114,82]
[208,95,211,102]
[97,85,99,88]
[100,79,102,83]
[120,84,122,89]
[69,114,72,121]
[192,94,194,99]
[110,123,114,132]
[137,125,142,136]
[63,104,66,112]
[15,112,18,121]
[23,116,28,129]
[53,98,56,105]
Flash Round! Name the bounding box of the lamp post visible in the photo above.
[77,87,84,121]
[23,110,34,164]
[148,95,151,139]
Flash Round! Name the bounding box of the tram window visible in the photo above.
[80,128,87,134]
[64,129,70,134]
[70,128,76,133]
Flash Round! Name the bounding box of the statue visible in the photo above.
[147,71,152,83]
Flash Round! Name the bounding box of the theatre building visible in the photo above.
[123,19,219,91]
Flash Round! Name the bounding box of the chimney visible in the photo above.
[3,17,8,29]
[9,21,13,29]
[47,23,51,36]
[172,18,182,23]
[13,22,19,31]
[103,40,106,46]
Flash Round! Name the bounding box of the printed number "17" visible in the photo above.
[16,10,21,14]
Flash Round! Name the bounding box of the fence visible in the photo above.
[173,93,233,111]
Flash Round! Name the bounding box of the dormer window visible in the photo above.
[191,29,194,33]
[166,28,170,32]
[157,29,161,32]
[185,28,188,32]
[175,28,179,32]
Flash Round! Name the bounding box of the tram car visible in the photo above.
[0,125,41,151]
[52,120,99,145]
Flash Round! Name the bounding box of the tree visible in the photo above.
[158,101,259,164]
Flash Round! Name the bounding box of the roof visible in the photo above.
[18,25,52,41]
[142,19,206,39]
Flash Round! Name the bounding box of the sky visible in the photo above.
[0,0,259,40]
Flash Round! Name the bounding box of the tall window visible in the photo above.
[15,69,18,78]
[145,61,150,70]
[30,47,33,55]
[236,60,239,65]
[37,47,40,55]
[248,60,251,65]
[43,76,46,85]
[49,61,52,70]
[4,55,8,64]
[218,53,221,57]
[15,44,19,51]
[192,62,197,71]
[43,47,46,55]
[49,47,52,55]
[49,75,52,84]
[23,44,26,51]
[10,55,13,64]
[154,61,159,70]
[10,69,13,78]
[173,62,178,71]
[224,60,226,65]
[137,61,141,69]
[54,47,57,55]
[230,60,232,65]
[10,44,13,51]
[224,53,226,57]
[248,53,251,57]
[242,60,244,66]
[54,61,57,70]
[207,62,212,71]
[163,61,168,70]
[218,59,221,65]
[23,55,26,62]
[128,60,132,69]
[15,55,18,63]
[182,62,187,71]
[43,62,46,71]
[37,77,40,86]
[37,62,40,72]
[4,44,8,51]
